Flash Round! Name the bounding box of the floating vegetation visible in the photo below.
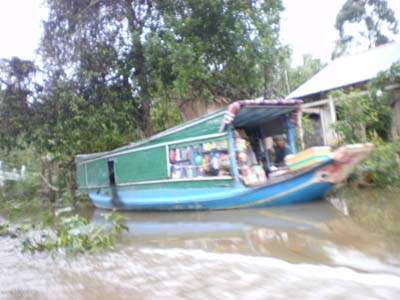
[0,221,10,237]
[1,206,128,255]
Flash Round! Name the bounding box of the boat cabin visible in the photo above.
[75,99,303,193]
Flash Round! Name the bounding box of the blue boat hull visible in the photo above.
[89,162,334,211]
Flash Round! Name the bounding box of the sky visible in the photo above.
[281,0,400,65]
[0,0,400,66]
[0,0,47,61]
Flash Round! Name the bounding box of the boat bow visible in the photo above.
[315,143,374,184]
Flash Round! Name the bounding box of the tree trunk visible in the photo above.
[65,163,77,207]
[40,160,46,203]
[47,161,56,205]
[55,162,62,202]
[124,0,153,137]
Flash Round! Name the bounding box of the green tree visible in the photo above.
[287,54,325,93]
[157,0,285,102]
[39,0,285,129]
[9,0,283,201]
[32,0,287,159]
[0,57,36,150]
[334,0,398,57]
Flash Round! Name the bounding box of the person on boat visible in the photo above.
[260,135,291,177]
[273,135,292,166]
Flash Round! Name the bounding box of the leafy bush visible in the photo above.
[0,147,42,203]
[0,221,10,236]
[328,62,400,187]
[0,171,41,202]
[331,88,393,144]
[356,139,400,187]
[296,114,317,150]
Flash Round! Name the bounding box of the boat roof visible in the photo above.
[219,99,302,132]
[76,99,302,163]
[287,41,400,99]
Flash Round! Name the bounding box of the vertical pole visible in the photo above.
[298,111,305,151]
[286,115,297,154]
[84,163,89,187]
[228,127,241,186]
[260,127,271,167]
[189,145,197,177]
[165,145,171,178]
[328,97,337,123]
[319,108,327,145]
[328,97,338,145]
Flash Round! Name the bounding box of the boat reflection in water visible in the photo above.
[92,200,399,268]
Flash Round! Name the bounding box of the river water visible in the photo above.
[1,189,400,299]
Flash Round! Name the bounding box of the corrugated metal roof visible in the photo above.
[287,41,400,99]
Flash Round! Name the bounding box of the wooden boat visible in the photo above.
[75,99,373,210]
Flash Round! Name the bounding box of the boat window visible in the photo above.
[168,139,231,179]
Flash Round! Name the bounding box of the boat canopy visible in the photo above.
[219,99,303,132]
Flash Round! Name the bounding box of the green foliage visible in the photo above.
[287,54,326,92]
[331,87,392,143]
[0,221,10,236]
[0,57,36,150]
[1,191,125,255]
[334,0,398,55]
[157,0,285,100]
[150,96,182,134]
[0,172,41,202]
[21,208,128,255]
[373,59,400,86]
[0,148,42,203]
[330,61,400,187]
[357,139,400,187]
[331,61,400,144]
[36,0,286,151]
[295,114,317,151]
[1,1,288,203]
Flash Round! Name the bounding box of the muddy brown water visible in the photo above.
[1,189,400,300]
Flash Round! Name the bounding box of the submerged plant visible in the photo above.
[20,208,128,255]
[0,221,10,236]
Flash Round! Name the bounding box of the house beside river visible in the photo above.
[287,41,400,147]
